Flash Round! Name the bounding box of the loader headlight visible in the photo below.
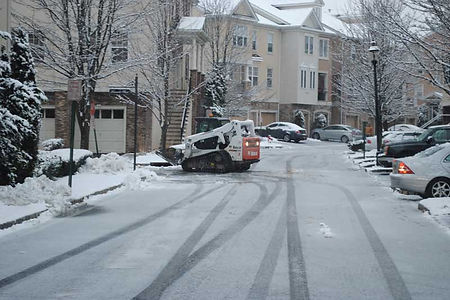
[256,141,260,146]
[245,141,249,147]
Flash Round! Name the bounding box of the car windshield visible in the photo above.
[416,128,434,141]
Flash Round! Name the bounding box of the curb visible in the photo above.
[418,202,430,214]
[0,183,124,231]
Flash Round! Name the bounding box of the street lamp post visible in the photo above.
[369,41,382,165]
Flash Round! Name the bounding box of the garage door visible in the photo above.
[39,107,56,143]
[74,107,126,153]
[261,112,277,126]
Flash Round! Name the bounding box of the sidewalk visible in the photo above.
[0,152,169,231]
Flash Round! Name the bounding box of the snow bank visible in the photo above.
[80,152,130,174]
[0,176,71,215]
[260,137,284,149]
[419,198,450,216]
[123,169,159,191]
[136,153,168,164]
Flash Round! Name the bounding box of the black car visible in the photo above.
[255,122,307,142]
[379,125,450,167]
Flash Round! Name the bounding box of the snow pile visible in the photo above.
[260,137,284,149]
[307,138,321,143]
[34,148,92,178]
[80,152,130,174]
[420,198,450,216]
[136,153,169,164]
[41,138,64,151]
[319,223,333,238]
[0,176,71,215]
[123,168,159,191]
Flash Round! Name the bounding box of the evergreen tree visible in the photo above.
[294,109,306,128]
[0,30,45,185]
[205,63,227,108]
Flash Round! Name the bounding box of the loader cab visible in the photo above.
[195,117,230,133]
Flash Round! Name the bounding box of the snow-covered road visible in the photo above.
[0,141,449,299]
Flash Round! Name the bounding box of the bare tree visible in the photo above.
[362,0,450,95]
[200,0,257,116]
[14,0,146,149]
[333,0,414,128]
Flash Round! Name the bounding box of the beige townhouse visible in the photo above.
[2,0,207,152]
[201,0,336,133]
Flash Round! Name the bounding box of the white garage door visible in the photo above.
[74,107,126,153]
[39,107,56,143]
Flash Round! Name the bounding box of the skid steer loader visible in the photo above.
[181,120,260,172]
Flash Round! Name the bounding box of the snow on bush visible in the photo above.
[41,138,64,151]
[0,176,71,215]
[80,152,130,174]
[34,149,92,178]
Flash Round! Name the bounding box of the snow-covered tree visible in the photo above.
[314,113,327,129]
[0,32,44,185]
[130,0,190,151]
[417,104,429,127]
[333,0,414,128]
[294,109,306,128]
[15,0,144,149]
[204,63,227,107]
[200,0,256,116]
[363,0,450,95]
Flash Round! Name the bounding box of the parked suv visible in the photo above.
[379,125,450,167]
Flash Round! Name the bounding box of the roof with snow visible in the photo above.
[178,17,206,31]
[212,0,341,33]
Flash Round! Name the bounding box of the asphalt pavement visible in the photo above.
[0,141,449,300]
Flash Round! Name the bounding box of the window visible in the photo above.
[318,73,327,101]
[267,68,273,88]
[45,108,55,118]
[350,45,356,60]
[414,84,424,98]
[319,39,328,58]
[309,71,316,89]
[300,69,307,88]
[267,33,273,53]
[252,31,257,50]
[305,36,313,54]
[233,25,248,47]
[113,109,124,119]
[111,31,128,63]
[101,109,112,119]
[432,129,450,142]
[27,32,45,61]
[248,66,259,86]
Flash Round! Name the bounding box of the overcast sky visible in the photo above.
[323,0,352,14]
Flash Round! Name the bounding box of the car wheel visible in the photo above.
[283,134,291,142]
[426,178,450,198]
[312,132,320,140]
[341,135,349,143]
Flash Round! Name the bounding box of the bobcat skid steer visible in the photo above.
[181,120,260,172]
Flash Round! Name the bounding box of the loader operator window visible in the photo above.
[241,125,250,136]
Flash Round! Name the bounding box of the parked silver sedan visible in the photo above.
[311,125,362,143]
[390,143,450,198]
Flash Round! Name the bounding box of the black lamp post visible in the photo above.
[369,41,382,165]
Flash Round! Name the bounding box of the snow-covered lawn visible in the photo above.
[0,152,166,229]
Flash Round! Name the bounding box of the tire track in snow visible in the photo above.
[133,180,282,299]
[246,201,287,300]
[0,183,217,289]
[331,184,412,300]
[133,185,238,300]
[286,159,310,300]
